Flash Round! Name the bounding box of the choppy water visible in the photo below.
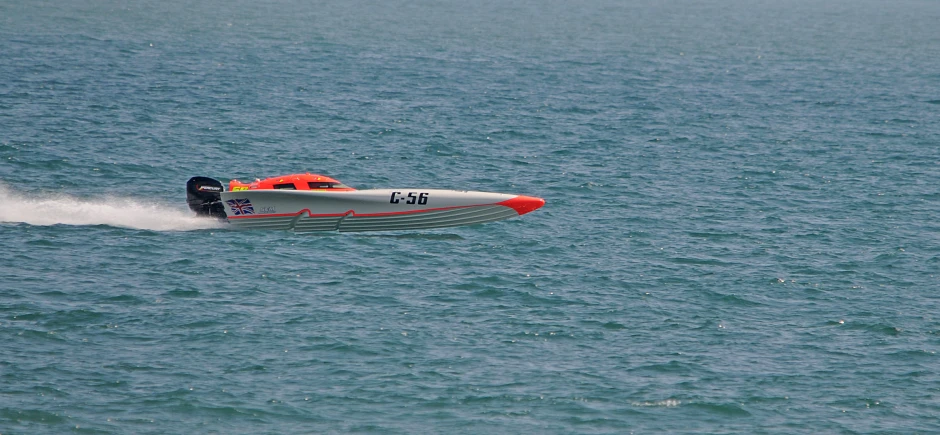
[2,0,939,433]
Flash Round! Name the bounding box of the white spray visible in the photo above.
[0,184,223,231]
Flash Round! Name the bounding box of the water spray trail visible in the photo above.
[0,184,223,231]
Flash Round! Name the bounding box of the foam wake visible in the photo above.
[0,184,222,231]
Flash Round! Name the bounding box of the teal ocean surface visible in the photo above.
[2,0,939,433]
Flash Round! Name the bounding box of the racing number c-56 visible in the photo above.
[389,191,429,205]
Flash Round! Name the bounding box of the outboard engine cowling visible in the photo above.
[186,176,227,219]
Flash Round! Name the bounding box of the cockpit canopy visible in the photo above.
[228,173,355,191]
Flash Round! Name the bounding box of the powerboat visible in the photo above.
[186,173,544,232]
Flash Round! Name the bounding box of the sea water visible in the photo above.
[2,0,939,433]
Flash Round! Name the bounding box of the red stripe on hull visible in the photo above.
[229,204,482,220]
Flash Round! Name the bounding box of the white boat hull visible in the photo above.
[218,189,542,232]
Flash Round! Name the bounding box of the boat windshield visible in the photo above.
[308,182,350,189]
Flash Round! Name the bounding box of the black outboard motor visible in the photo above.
[186,176,227,219]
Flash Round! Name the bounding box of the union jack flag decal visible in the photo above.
[226,198,254,216]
